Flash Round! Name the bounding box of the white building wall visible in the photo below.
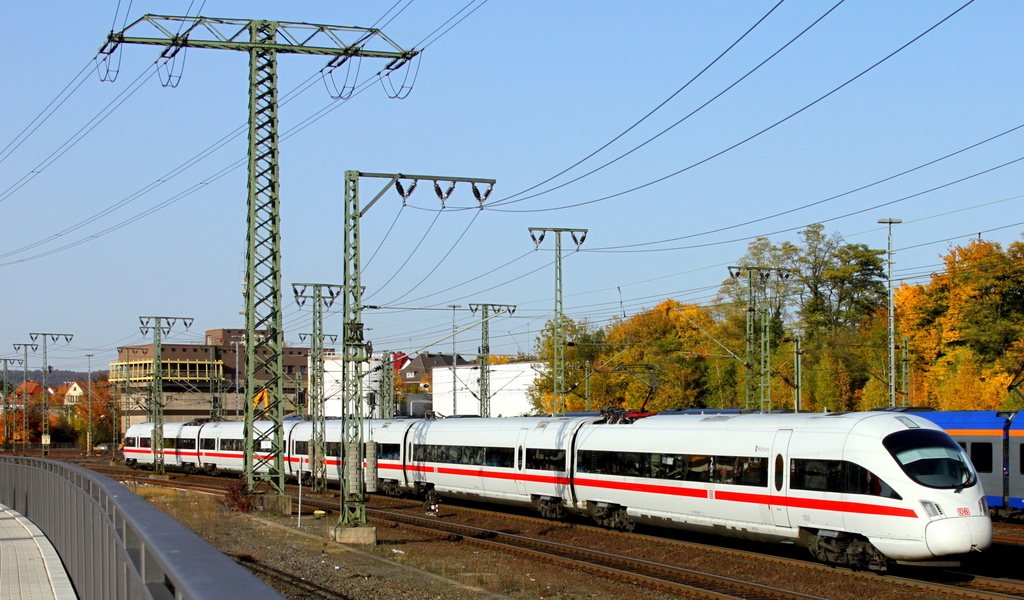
[431,362,541,417]
[322,353,386,417]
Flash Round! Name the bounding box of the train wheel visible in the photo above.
[204,464,219,476]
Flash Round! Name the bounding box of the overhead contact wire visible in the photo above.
[484,0,977,214]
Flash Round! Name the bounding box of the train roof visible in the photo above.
[912,410,1015,432]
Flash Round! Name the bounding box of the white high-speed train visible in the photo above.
[123,411,992,570]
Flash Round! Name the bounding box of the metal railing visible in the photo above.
[0,456,284,600]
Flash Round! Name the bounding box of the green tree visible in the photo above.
[528,317,605,412]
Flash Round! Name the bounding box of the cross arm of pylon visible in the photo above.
[103,15,419,61]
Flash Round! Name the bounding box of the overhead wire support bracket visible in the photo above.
[341,169,495,528]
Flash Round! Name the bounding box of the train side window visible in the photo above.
[124,437,137,448]
[220,439,243,452]
[958,442,967,451]
[327,442,342,457]
[377,443,400,460]
[713,456,737,484]
[294,441,309,456]
[140,437,151,448]
[526,448,566,471]
[163,438,176,449]
[684,455,711,482]
[736,456,768,487]
[486,447,513,468]
[1020,444,1024,475]
[774,455,784,491]
[791,459,830,491]
[200,438,215,450]
[970,442,993,473]
[178,438,196,450]
[518,446,524,469]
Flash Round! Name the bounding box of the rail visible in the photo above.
[0,456,283,600]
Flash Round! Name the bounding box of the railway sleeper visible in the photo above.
[801,528,888,572]
[588,502,635,532]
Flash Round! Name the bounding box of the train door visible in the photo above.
[770,429,792,528]
[515,428,529,496]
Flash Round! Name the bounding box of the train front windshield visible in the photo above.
[882,429,978,490]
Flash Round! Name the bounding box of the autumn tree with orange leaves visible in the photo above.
[898,238,1024,410]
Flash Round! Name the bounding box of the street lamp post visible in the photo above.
[86,354,94,456]
[878,218,902,408]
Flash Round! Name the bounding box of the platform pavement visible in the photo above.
[0,502,76,600]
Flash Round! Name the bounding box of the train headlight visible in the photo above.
[979,497,988,514]
[920,500,944,518]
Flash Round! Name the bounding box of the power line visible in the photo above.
[493,0,792,206]
[478,0,977,214]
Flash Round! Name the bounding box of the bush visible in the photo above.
[223,478,254,513]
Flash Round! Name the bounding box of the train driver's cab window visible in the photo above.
[883,429,977,491]
[124,437,137,448]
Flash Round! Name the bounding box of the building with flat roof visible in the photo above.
[109,328,309,428]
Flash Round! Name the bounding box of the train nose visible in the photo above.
[967,514,993,552]
[924,515,992,556]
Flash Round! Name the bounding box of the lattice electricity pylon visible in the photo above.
[1,358,23,452]
[294,283,341,493]
[468,304,516,417]
[28,332,73,457]
[12,343,36,456]
[378,352,395,419]
[100,15,419,495]
[727,266,795,411]
[529,228,587,416]
[138,317,193,474]
[342,171,495,528]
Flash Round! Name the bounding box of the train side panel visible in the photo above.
[572,415,780,539]
[1009,416,1024,509]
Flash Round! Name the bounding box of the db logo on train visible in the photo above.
[957,507,971,516]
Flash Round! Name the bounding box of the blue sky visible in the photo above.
[2,0,1022,373]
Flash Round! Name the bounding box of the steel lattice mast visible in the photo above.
[468,304,516,417]
[138,317,193,474]
[1,358,23,452]
[28,332,73,457]
[528,228,587,416]
[12,343,36,456]
[293,283,340,493]
[101,15,418,496]
[343,171,494,530]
